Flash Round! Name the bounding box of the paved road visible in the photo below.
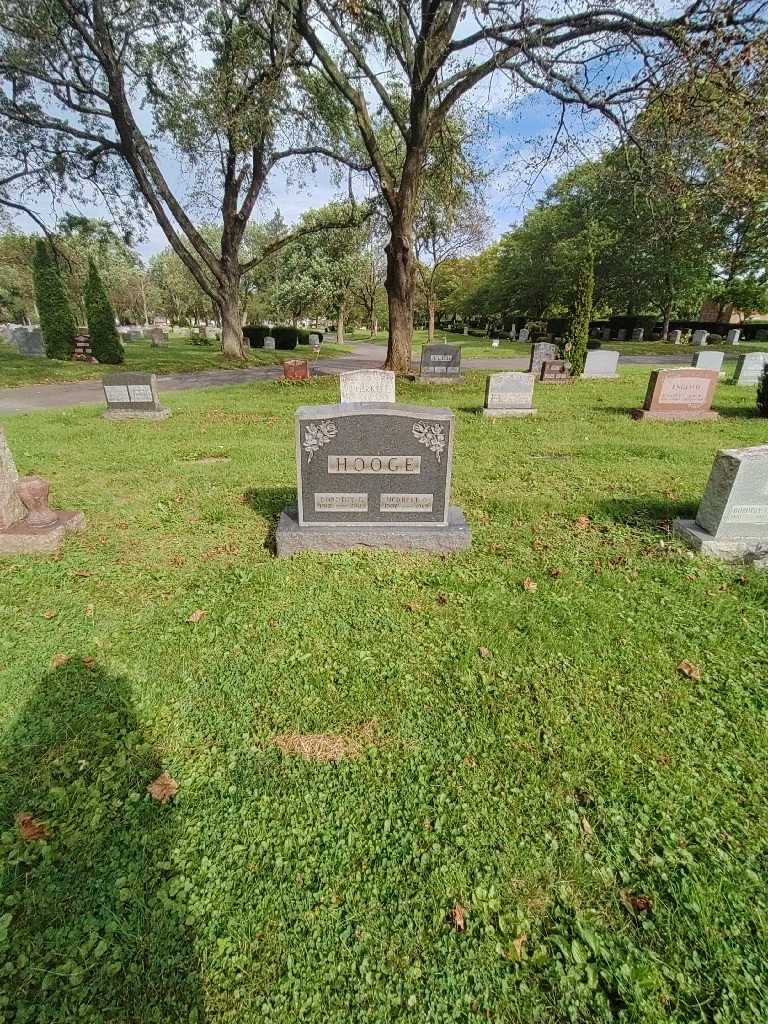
[0,343,699,415]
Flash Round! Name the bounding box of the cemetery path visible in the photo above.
[0,346,686,414]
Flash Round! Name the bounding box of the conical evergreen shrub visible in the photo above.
[84,258,124,364]
[32,240,76,360]
[562,247,594,377]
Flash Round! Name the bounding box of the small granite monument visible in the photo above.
[263,336,276,351]
[340,369,396,404]
[420,344,462,383]
[150,326,166,347]
[0,428,85,555]
[669,329,682,344]
[528,341,557,375]
[518,328,529,343]
[733,352,767,385]
[540,359,571,383]
[102,373,170,420]
[673,444,768,568]
[582,350,619,379]
[631,328,644,341]
[726,328,741,345]
[482,372,536,417]
[283,359,311,381]
[632,368,719,421]
[275,403,471,556]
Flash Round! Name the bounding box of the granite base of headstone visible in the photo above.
[419,344,462,383]
[0,429,85,555]
[692,350,724,374]
[631,368,719,421]
[673,444,768,569]
[275,403,471,556]
[582,350,619,379]
[733,352,767,385]
[540,360,572,383]
[102,373,170,420]
[340,369,395,403]
[482,372,536,417]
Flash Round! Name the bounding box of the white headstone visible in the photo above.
[668,330,682,344]
[692,329,709,346]
[490,338,499,348]
[518,328,529,343]
[582,349,620,378]
[263,336,276,351]
[726,329,741,345]
[482,372,536,417]
[339,369,396,404]
[733,352,768,385]
[463,326,468,336]
[0,428,24,530]
[692,350,724,373]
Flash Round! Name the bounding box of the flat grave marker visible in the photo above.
[340,369,396,404]
[102,372,170,420]
[420,344,462,383]
[673,444,768,568]
[582,350,619,379]
[632,368,719,421]
[482,372,536,417]
[276,403,470,555]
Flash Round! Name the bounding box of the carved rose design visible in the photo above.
[412,421,446,462]
[303,421,338,462]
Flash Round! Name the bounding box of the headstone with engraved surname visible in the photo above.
[527,341,557,375]
[692,350,724,373]
[726,328,741,345]
[102,372,170,420]
[632,368,719,421]
[733,352,767,385]
[276,403,470,555]
[420,343,462,382]
[673,444,768,568]
[692,329,709,346]
[340,369,396,404]
[669,329,682,344]
[540,359,572,383]
[482,372,536,417]
[582,350,619,379]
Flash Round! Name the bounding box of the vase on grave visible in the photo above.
[16,476,59,529]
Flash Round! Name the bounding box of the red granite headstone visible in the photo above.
[284,359,311,381]
[540,360,572,383]
[632,368,719,421]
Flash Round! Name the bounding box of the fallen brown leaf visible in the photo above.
[84,604,94,618]
[522,578,537,592]
[574,515,591,531]
[549,567,563,578]
[436,593,448,605]
[81,656,96,670]
[621,891,652,914]
[478,646,491,659]
[16,812,51,842]
[677,659,702,681]
[42,609,57,620]
[580,816,594,836]
[147,772,179,804]
[451,904,467,931]
[50,654,70,669]
[187,609,206,624]
[512,934,527,960]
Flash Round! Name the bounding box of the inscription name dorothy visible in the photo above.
[295,404,454,526]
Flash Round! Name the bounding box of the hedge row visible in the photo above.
[243,325,323,349]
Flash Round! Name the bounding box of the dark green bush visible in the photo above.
[84,258,124,364]
[32,240,76,360]
[297,329,312,345]
[243,325,269,348]
[244,325,299,350]
[757,366,768,417]
[587,339,602,350]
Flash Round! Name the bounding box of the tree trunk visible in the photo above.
[428,298,436,342]
[336,306,345,345]
[384,213,415,373]
[371,316,378,336]
[219,277,246,358]
[661,304,672,340]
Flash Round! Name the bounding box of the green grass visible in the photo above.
[0,333,351,388]
[1,367,767,1023]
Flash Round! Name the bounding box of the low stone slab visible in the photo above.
[103,373,170,419]
[632,368,719,421]
[276,505,471,556]
[340,369,395,403]
[540,360,572,383]
[482,371,535,417]
[0,510,85,556]
[582,350,619,378]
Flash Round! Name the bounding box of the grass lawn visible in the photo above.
[0,333,351,388]
[1,367,767,1022]
[353,330,767,362]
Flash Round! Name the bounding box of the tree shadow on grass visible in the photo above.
[598,496,695,531]
[0,663,204,1023]
[244,486,294,553]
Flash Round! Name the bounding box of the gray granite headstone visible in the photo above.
[601,327,611,341]
[420,344,462,382]
[692,329,709,346]
[518,328,529,343]
[733,352,767,385]
[0,428,24,530]
[150,327,166,346]
[275,403,471,555]
[669,330,682,344]
[673,444,768,568]
[482,372,536,417]
[340,370,395,404]
[631,328,644,341]
[726,329,741,345]
[582,350,619,378]
[263,336,276,350]
[509,325,516,340]
[102,372,170,419]
[14,327,45,357]
[692,350,724,373]
[528,342,557,376]
[617,329,627,341]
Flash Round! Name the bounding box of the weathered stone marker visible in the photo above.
[150,326,166,346]
[692,329,709,346]
[733,352,767,385]
[632,368,719,421]
[420,343,462,382]
[692,350,724,373]
[631,328,644,341]
[283,359,311,381]
[673,444,768,568]
[582,350,619,378]
[9,326,45,358]
[669,329,682,344]
[528,341,557,375]
[340,369,396,404]
[518,328,529,343]
[0,427,85,555]
[482,372,536,417]
[275,403,471,555]
[726,328,741,345]
[540,359,571,383]
[263,336,276,351]
[601,327,611,341]
[102,372,170,420]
